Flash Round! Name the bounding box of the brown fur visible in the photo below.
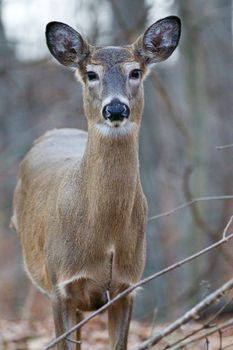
[12,17,181,350]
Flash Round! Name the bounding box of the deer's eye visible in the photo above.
[86,71,99,81]
[129,69,141,80]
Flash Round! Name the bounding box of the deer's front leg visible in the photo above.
[51,292,81,350]
[108,295,133,350]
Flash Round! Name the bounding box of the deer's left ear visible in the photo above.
[46,22,90,67]
[134,16,181,65]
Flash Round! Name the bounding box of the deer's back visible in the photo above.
[13,128,87,229]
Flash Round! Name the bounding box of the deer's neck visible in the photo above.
[79,127,140,228]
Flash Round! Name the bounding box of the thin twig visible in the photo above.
[216,143,233,150]
[222,216,233,239]
[148,195,233,221]
[44,220,233,350]
[133,281,233,350]
[66,337,81,344]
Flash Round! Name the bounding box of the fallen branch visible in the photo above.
[161,297,233,350]
[148,195,233,221]
[133,279,233,350]
[169,318,233,350]
[44,216,233,350]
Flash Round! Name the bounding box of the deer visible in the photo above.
[11,16,181,350]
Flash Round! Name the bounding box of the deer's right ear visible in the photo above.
[46,22,90,67]
[134,16,181,65]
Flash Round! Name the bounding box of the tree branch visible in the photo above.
[133,279,233,350]
[148,195,233,221]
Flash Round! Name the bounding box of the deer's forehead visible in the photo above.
[89,46,137,67]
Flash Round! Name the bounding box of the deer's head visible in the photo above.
[46,16,181,136]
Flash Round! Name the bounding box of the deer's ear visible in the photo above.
[134,16,181,65]
[46,22,90,67]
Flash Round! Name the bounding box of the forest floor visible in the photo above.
[0,315,233,350]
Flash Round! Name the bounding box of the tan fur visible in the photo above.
[13,58,147,348]
[12,16,181,349]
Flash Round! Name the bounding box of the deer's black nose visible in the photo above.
[102,99,130,121]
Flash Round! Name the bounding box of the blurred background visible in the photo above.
[0,0,232,324]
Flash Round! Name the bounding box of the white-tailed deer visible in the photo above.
[12,16,181,350]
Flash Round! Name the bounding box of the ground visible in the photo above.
[1,315,233,349]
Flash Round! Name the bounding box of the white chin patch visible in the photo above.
[95,120,136,137]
